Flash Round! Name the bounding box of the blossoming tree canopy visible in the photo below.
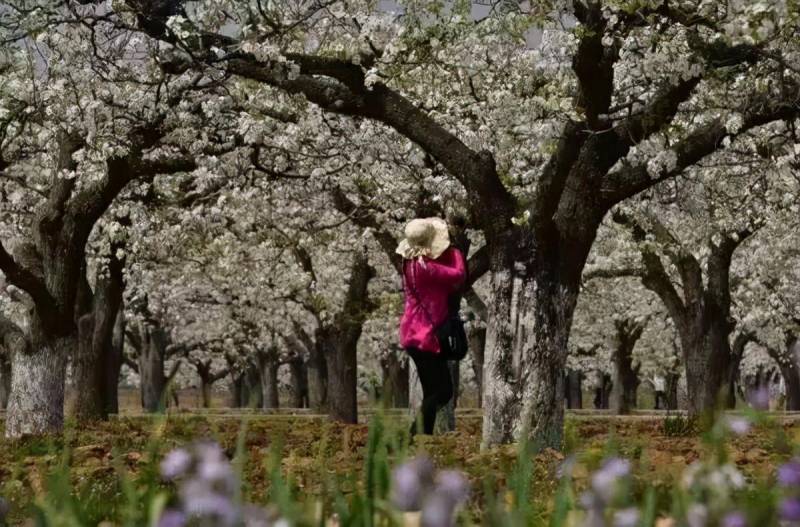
[0,0,798,446]
[109,0,800,445]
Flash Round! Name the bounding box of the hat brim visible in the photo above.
[395,218,451,260]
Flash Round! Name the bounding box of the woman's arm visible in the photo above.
[425,248,466,291]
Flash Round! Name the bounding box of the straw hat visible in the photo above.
[395,218,450,260]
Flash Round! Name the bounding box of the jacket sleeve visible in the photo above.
[426,248,466,292]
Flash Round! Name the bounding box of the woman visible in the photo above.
[396,217,466,436]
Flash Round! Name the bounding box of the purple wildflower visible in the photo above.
[591,458,631,502]
[157,509,186,527]
[391,463,424,510]
[613,507,640,527]
[748,387,770,410]
[390,457,435,511]
[434,470,470,504]
[721,511,747,527]
[600,458,632,478]
[780,498,800,522]
[778,460,800,487]
[420,492,457,527]
[726,417,752,436]
[160,448,192,480]
[579,491,603,511]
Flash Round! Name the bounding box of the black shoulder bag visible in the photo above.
[404,260,469,361]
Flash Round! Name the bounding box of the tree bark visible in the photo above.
[679,318,731,415]
[0,316,27,412]
[257,349,280,409]
[105,309,125,415]
[0,354,10,410]
[242,362,263,408]
[767,335,800,411]
[593,372,613,409]
[325,253,374,424]
[307,332,328,412]
[615,213,755,417]
[229,373,244,408]
[724,332,753,409]
[784,337,800,411]
[468,326,486,407]
[287,358,308,408]
[665,372,680,410]
[481,241,584,449]
[380,349,409,408]
[71,252,125,422]
[610,319,645,415]
[6,324,71,437]
[138,324,168,413]
[199,377,212,408]
[565,369,583,410]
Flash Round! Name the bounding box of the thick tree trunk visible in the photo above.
[768,336,800,411]
[199,377,213,408]
[288,359,308,408]
[469,326,486,407]
[242,364,263,408]
[724,332,752,409]
[0,316,21,411]
[481,252,581,449]
[680,319,731,416]
[326,335,359,423]
[565,369,583,410]
[104,309,125,415]
[71,256,124,422]
[307,336,328,412]
[593,373,613,409]
[6,332,71,437]
[665,373,680,410]
[138,324,168,413]
[229,373,244,408]
[325,253,373,424]
[380,349,409,408]
[73,315,103,419]
[610,319,644,415]
[724,364,739,409]
[785,339,800,411]
[257,351,280,410]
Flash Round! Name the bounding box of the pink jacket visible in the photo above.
[399,247,466,354]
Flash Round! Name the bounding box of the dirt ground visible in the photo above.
[0,410,794,524]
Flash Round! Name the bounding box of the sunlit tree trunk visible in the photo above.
[6,317,71,436]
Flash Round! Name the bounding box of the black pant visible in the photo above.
[408,348,454,435]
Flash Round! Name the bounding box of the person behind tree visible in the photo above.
[397,218,466,436]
